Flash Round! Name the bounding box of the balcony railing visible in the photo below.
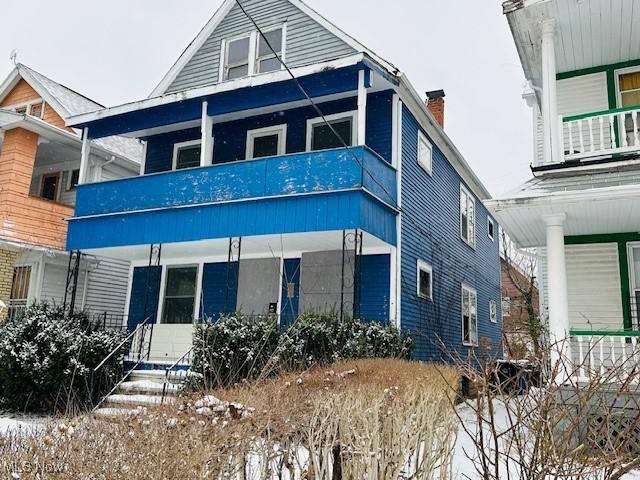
[562,106,640,161]
[74,146,397,218]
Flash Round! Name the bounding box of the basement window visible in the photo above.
[162,266,198,324]
[417,260,433,300]
[172,140,201,170]
[462,284,478,346]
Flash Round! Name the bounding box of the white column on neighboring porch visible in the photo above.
[544,213,570,370]
[200,101,214,166]
[357,69,367,145]
[541,19,560,165]
[78,127,91,184]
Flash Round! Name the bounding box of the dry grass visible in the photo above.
[0,359,459,479]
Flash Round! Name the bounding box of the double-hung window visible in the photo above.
[417,260,433,300]
[489,300,497,323]
[487,217,495,241]
[307,111,358,151]
[417,130,433,175]
[246,124,287,159]
[173,140,201,170]
[256,27,284,74]
[162,266,198,324]
[222,26,285,81]
[460,185,476,248]
[462,285,478,346]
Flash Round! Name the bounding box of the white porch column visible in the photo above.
[544,213,570,371]
[541,19,560,165]
[78,127,91,184]
[200,101,214,166]
[357,69,367,145]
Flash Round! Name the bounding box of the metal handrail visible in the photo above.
[93,316,152,373]
[161,346,194,404]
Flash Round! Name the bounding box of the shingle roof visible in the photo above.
[15,64,142,163]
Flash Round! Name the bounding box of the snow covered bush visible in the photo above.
[192,313,413,387]
[0,303,128,413]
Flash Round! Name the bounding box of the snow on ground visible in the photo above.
[0,413,46,436]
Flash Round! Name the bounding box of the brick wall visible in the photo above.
[500,257,539,335]
[0,248,18,321]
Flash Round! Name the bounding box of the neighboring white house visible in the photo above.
[487,0,640,377]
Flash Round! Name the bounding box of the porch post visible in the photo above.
[200,101,214,167]
[357,69,367,145]
[541,19,560,165]
[544,213,570,373]
[78,127,91,184]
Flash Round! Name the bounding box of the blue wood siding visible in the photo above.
[83,67,363,139]
[358,254,390,322]
[127,266,162,331]
[142,91,394,175]
[399,106,502,361]
[76,146,395,217]
[280,258,301,326]
[68,189,396,250]
[201,262,238,319]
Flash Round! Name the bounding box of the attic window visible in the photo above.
[256,27,284,74]
[221,25,286,81]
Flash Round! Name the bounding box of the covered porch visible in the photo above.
[487,174,640,381]
[85,230,396,363]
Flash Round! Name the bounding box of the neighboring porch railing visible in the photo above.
[570,330,640,384]
[562,106,640,161]
[161,346,194,404]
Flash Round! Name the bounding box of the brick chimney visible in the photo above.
[426,89,445,128]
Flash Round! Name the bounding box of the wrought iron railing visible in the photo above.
[161,347,194,404]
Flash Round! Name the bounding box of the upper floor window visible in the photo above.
[246,124,287,159]
[12,100,44,119]
[222,26,285,81]
[489,300,497,323]
[460,185,476,248]
[256,27,284,74]
[417,130,433,175]
[619,70,640,108]
[307,111,357,151]
[68,169,80,191]
[40,173,60,201]
[462,284,478,346]
[173,140,201,170]
[487,216,495,241]
[416,260,433,300]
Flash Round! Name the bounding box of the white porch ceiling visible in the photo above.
[83,230,392,263]
[507,0,640,87]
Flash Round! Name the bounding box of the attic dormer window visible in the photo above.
[221,25,285,81]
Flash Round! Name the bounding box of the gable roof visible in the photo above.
[0,63,142,163]
[150,0,397,97]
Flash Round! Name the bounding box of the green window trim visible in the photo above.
[565,233,640,330]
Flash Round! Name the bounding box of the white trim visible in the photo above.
[489,299,498,324]
[614,65,640,108]
[158,263,200,325]
[254,23,286,75]
[220,31,253,82]
[194,261,205,321]
[357,69,367,145]
[416,260,433,301]
[393,96,403,328]
[139,141,148,175]
[123,263,135,326]
[4,98,45,119]
[460,184,476,249]
[72,54,366,127]
[461,283,478,347]
[417,130,432,176]
[627,242,640,298]
[305,110,358,151]
[172,139,202,171]
[66,168,80,191]
[78,128,90,185]
[277,257,284,327]
[200,101,214,166]
[487,216,495,241]
[245,124,287,159]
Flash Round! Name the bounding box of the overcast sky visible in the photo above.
[0,0,532,196]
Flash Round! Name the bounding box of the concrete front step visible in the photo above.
[93,407,141,418]
[128,369,192,383]
[105,393,176,407]
[118,379,180,395]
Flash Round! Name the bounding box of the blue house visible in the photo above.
[65,0,501,363]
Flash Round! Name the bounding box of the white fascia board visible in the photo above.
[149,0,236,97]
[66,53,367,128]
[486,184,640,210]
[16,65,71,119]
[396,73,493,201]
[0,67,21,105]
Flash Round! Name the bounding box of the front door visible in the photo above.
[628,243,640,328]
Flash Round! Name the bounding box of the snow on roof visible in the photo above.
[499,165,640,200]
[14,64,142,163]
